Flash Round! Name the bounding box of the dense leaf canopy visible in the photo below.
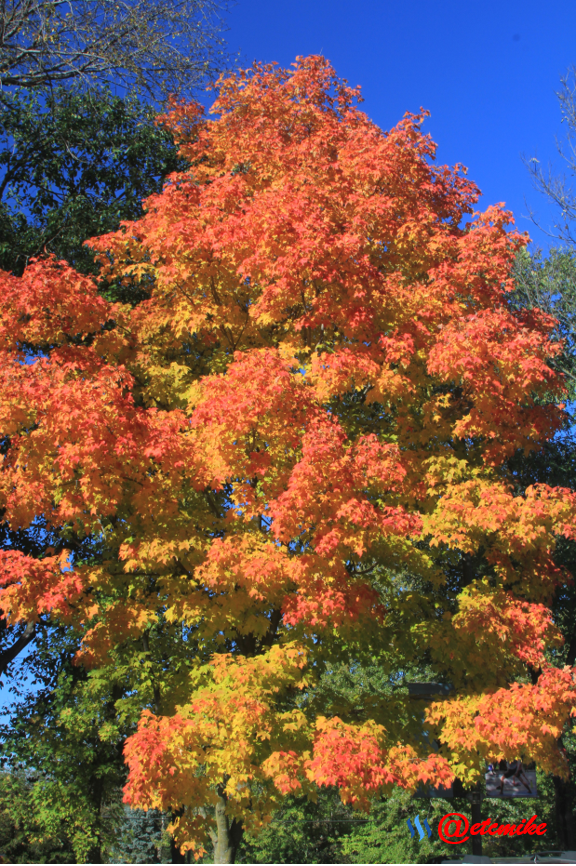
[1,56,575,857]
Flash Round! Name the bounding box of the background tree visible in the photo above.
[508,249,576,850]
[0,612,190,863]
[511,77,576,840]
[0,26,226,861]
[239,787,362,864]
[511,247,576,393]
[0,770,77,863]
[0,4,233,860]
[0,84,187,278]
[0,0,225,687]
[525,67,576,246]
[0,82,192,864]
[0,81,189,705]
[0,618,126,863]
[0,0,231,101]
[108,806,167,863]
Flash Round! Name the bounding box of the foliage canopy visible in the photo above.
[1,56,575,858]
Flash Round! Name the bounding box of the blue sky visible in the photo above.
[223,0,576,251]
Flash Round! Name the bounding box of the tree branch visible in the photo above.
[0,618,35,676]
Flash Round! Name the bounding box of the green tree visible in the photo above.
[0,82,190,684]
[0,770,78,863]
[511,247,576,396]
[239,789,352,864]
[517,66,576,849]
[507,429,576,851]
[1,652,126,861]
[1,597,203,861]
[507,242,576,851]
[0,85,187,279]
[109,806,166,864]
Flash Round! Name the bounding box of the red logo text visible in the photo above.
[438,813,547,844]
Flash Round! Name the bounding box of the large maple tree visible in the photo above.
[1,56,576,861]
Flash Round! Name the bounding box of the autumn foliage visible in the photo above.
[1,56,575,855]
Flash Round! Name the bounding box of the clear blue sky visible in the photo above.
[223,0,576,250]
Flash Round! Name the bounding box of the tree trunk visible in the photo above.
[0,619,35,677]
[210,791,243,864]
[553,774,575,850]
[169,809,187,863]
[86,844,102,865]
[469,790,483,857]
[470,792,482,857]
[170,835,187,863]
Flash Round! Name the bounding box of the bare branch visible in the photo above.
[0,0,233,102]
[524,66,576,245]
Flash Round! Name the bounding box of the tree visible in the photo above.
[0,85,187,277]
[501,65,576,849]
[0,83,188,692]
[1,659,127,862]
[1,56,576,863]
[0,0,231,101]
[0,770,77,863]
[239,787,359,864]
[0,605,194,863]
[508,248,576,850]
[109,805,166,863]
[525,67,576,245]
[0,85,191,861]
[511,247,576,395]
